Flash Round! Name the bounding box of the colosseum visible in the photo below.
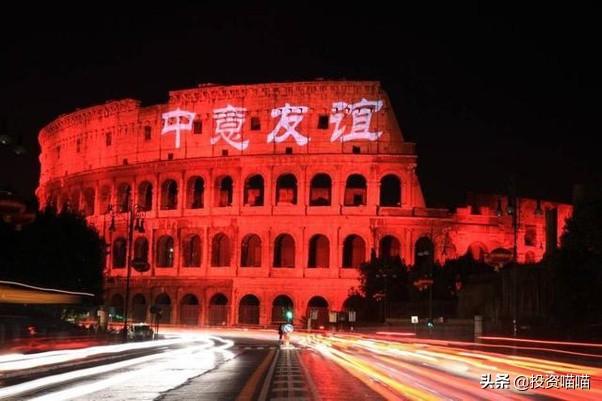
[36,80,572,327]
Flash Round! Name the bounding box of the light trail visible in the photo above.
[0,336,197,372]
[0,335,234,401]
[300,333,602,401]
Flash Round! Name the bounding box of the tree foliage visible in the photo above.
[359,249,409,303]
[548,187,602,330]
[0,207,105,299]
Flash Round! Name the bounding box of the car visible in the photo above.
[127,323,154,341]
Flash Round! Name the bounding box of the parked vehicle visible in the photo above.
[127,323,154,341]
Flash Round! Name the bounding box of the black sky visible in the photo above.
[0,4,597,208]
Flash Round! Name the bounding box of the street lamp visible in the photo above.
[375,270,397,321]
[495,183,543,337]
[416,249,433,316]
[106,198,146,341]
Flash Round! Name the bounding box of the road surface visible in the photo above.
[1,329,600,400]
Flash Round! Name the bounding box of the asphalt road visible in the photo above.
[1,329,599,400]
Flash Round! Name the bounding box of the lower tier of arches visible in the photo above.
[104,277,358,328]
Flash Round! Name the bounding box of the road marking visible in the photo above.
[236,349,276,401]
[268,350,314,401]
[258,349,280,401]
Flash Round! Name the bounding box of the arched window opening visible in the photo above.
[211,233,231,266]
[208,293,229,326]
[186,177,204,209]
[276,174,297,205]
[179,294,200,325]
[156,235,175,267]
[183,235,202,267]
[112,237,127,268]
[343,235,366,268]
[83,188,95,216]
[308,235,330,268]
[380,235,401,262]
[160,179,178,210]
[344,175,367,206]
[138,181,153,211]
[244,175,264,206]
[273,234,295,267]
[241,234,262,267]
[271,295,293,323]
[134,237,149,262]
[309,174,332,206]
[215,176,233,207]
[379,174,401,206]
[238,295,260,325]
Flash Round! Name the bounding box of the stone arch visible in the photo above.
[380,235,401,262]
[131,294,147,323]
[180,294,200,325]
[244,174,264,206]
[342,234,366,268]
[138,181,153,211]
[208,293,229,326]
[134,237,149,263]
[241,234,262,267]
[214,176,233,207]
[99,185,111,214]
[154,293,172,324]
[379,174,401,206]
[307,296,329,327]
[309,173,332,206]
[238,294,260,325]
[211,233,231,267]
[82,187,95,216]
[156,235,174,267]
[271,295,294,323]
[273,234,295,267]
[112,237,127,268]
[414,236,435,268]
[110,294,124,320]
[276,174,297,205]
[160,179,178,210]
[117,183,131,212]
[343,295,367,322]
[183,235,202,267]
[308,234,330,268]
[186,176,205,209]
[344,174,367,206]
[467,242,488,262]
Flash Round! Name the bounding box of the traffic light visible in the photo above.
[285,310,293,321]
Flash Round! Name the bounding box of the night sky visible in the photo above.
[0,5,596,208]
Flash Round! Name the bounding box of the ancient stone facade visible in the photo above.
[36,81,571,327]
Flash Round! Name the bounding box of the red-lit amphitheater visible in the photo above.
[36,81,571,327]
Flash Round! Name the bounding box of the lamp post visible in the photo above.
[496,181,543,337]
[416,248,434,324]
[375,270,397,321]
[107,198,146,341]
